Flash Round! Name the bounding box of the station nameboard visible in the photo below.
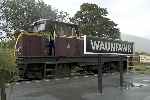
[84,35,134,55]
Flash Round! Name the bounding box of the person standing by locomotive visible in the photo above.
[48,35,55,56]
[48,25,55,56]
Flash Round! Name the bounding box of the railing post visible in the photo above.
[98,54,103,94]
[119,56,124,87]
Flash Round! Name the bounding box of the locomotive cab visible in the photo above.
[28,19,79,36]
[28,19,79,56]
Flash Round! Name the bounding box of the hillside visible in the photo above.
[121,34,150,53]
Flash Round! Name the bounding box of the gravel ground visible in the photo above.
[3,72,150,100]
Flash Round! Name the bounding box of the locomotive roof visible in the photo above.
[31,19,78,27]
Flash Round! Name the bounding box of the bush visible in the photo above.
[0,48,17,100]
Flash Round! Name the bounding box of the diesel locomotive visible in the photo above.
[15,19,130,79]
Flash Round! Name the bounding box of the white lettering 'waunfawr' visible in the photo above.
[90,40,132,53]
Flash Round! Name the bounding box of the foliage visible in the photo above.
[0,48,16,100]
[56,10,70,23]
[135,52,150,56]
[0,0,57,32]
[0,38,16,49]
[131,64,150,74]
[0,48,16,87]
[0,26,17,99]
[71,3,120,39]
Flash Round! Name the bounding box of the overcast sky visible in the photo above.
[43,0,150,39]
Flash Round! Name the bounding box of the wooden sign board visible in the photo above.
[84,35,134,55]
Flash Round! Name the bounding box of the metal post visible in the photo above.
[126,56,129,73]
[55,63,58,78]
[98,54,103,94]
[43,64,46,79]
[119,56,124,87]
[55,57,59,78]
[69,64,72,77]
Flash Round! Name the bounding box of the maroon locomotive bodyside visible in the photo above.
[16,34,49,57]
[55,37,83,57]
[15,33,86,57]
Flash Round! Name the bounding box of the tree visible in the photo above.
[0,0,57,32]
[0,37,15,49]
[0,48,16,100]
[71,3,120,39]
[56,10,70,23]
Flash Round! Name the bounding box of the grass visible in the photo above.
[129,64,150,74]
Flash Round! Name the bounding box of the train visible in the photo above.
[15,19,135,79]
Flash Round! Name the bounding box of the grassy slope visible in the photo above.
[129,64,150,74]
